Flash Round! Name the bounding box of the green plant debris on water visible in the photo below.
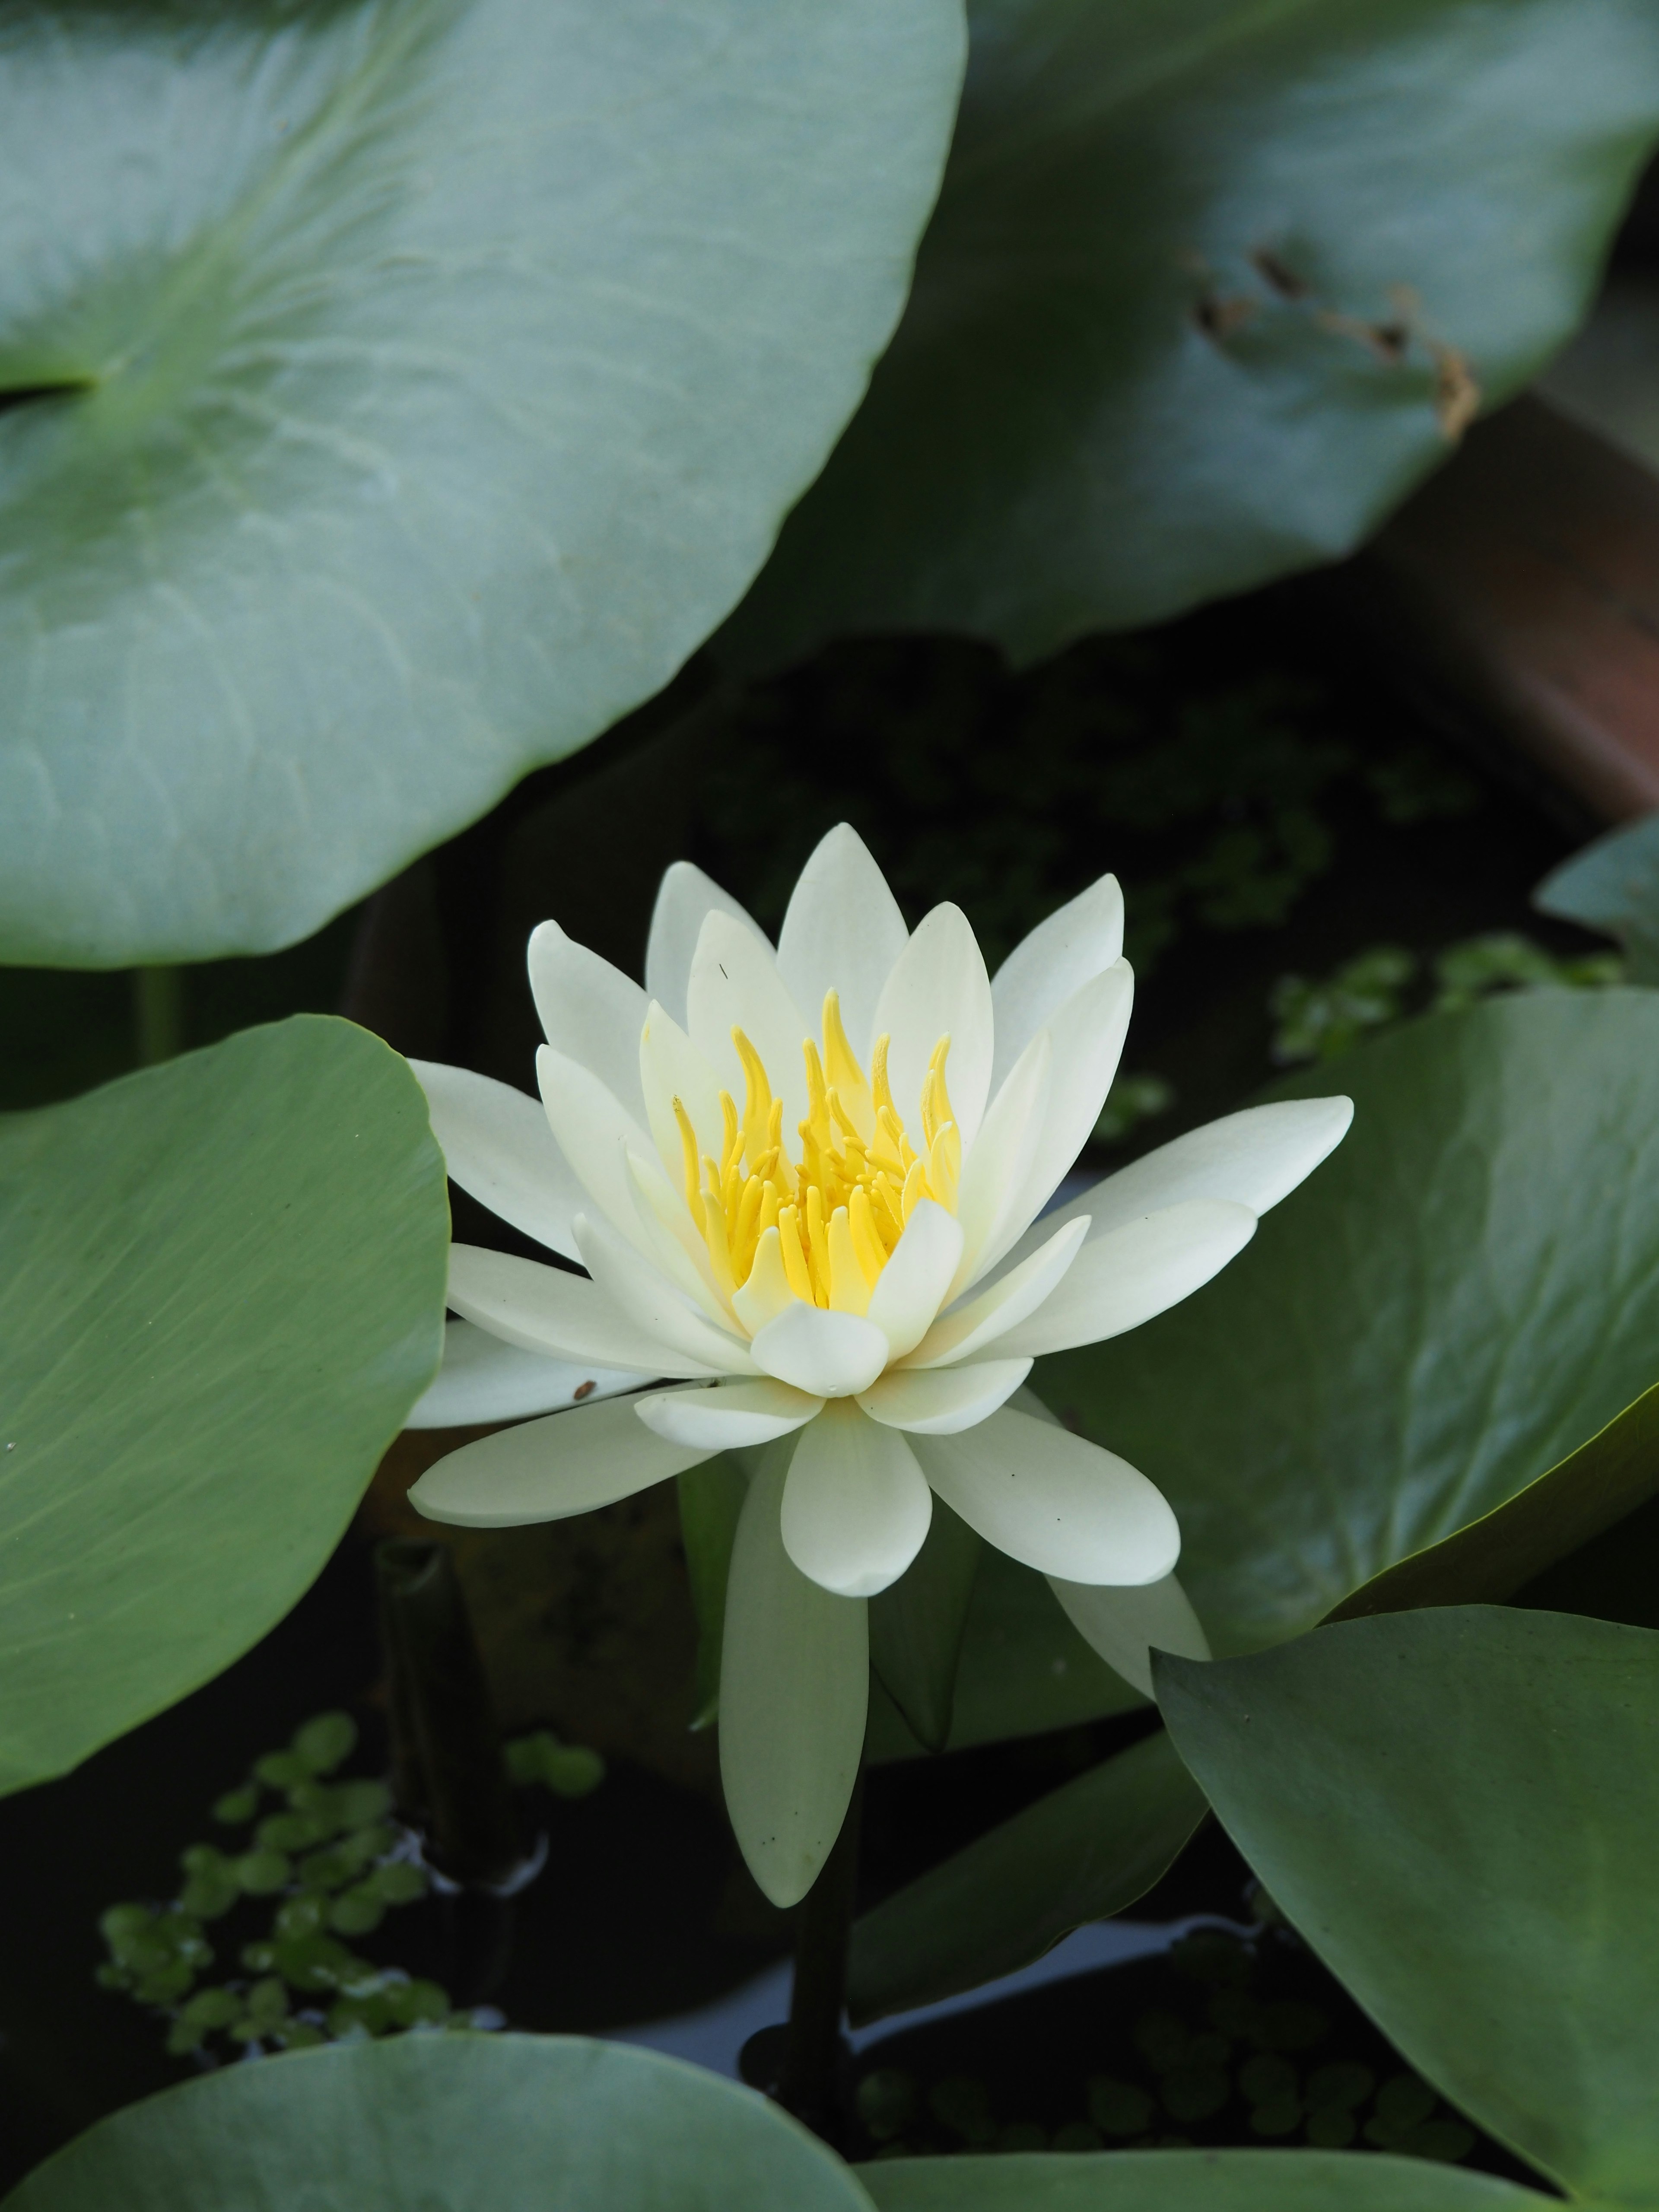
[96,1711,604,2063]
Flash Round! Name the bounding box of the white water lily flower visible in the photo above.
[407,826,1351,1904]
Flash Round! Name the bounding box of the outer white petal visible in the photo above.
[950,1030,1050,1298]
[750,1303,890,1397]
[857,1357,1031,1435]
[991,873,1124,1090]
[780,1401,933,1597]
[645,860,769,1027]
[872,902,994,1150]
[1048,1570,1211,1699]
[445,1243,699,1375]
[536,1043,662,1262]
[406,1318,643,1429]
[638,1001,727,1200]
[410,1060,583,1265]
[911,1408,1180,1585]
[686,912,813,1141]
[527,919,649,1124]
[776,823,909,1066]
[573,1211,756,1376]
[719,1446,868,1908]
[998,1096,1356,1272]
[865,1200,964,1361]
[993,1200,1258,1357]
[634,1377,822,1450]
[902,1217,1088,1369]
[974,960,1134,1281]
[410,1394,709,1528]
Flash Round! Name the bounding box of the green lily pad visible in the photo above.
[722,0,1659,671]
[1039,991,1659,1656]
[0,1015,447,1795]
[1158,1608,1659,2204]
[848,1728,1208,2024]
[0,0,964,965]
[0,2034,874,2210]
[858,2149,1554,2211]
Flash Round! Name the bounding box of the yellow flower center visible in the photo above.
[672,990,960,1315]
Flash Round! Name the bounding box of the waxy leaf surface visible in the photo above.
[859,2149,1553,2212]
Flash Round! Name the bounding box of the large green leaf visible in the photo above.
[1039,991,1659,1656]
[1158,1609,1659,2206]
[0,1015,447,1795]
[1535,817,1659,984]
[848,1728,1207,2024]
[0,2034,874,2210]
[0,0,964,966]
[859,2150,1554,2212]
[720,0,1659,672]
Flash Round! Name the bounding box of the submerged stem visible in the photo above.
[777,1761,865,2142]
[133,966,184,1065]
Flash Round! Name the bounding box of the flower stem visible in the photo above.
[133,966,184,1065]
[777,1761,864,2143]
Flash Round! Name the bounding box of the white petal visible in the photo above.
[685,912,812,1141]
[999,1096,1356,1272]
[731,1223,799,1336]
[912,1408,1180,1585]
[406,1318,642,1429]
[993,1200,1258,1357]
[634,1377,822,1450]
[527,919,648,1125]
[865,1200,964,1361]
[857,1356,1032,1435]
[1048,1570,1211,1699]
[410,1059,583,1265]
[410,1393,709,1527]
[991,873,1124,1091]
[624,1141,737,1323]
[574,1210,756,1376]
[902,1216,1087,1369]
[638,1001,726,1199]
[536,1044,662,1263]
[872,902,995,1150]
[750,1302,890,1397]
[645,860,769,1027]
[974,960,1135,1282]
[781,1401,933,1597]
[776,823,909,1066]
[445,1243,696,1375]
[950,1030,1051,1297]
[719,1445,868,1907]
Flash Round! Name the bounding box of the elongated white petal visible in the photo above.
[991,873,1124,1091]
[527,919,649,1125]
[751,1302,890,1397]
[406,1318,642,1429]
[865,1200,964,1361]
[998,1096,1356,1273]
[410,1060,583,1265]
[574,1210,756,1376]
[638,1000,726,1200]
[719,1446,868,1907]
[873,902,994,1150]
[1048,1570,1211,1699]
[645,860,769,1027]
[857,1356,1031,1435]
[912,1408,1180,1585]
[731,1224,799,1336]
[536,1044,662,1262]
[950,1030,1050,1297]
[686,912,813,1142]
[446,1243,696,1374]
[994,1200,1258,1357]
[635,1377,822,1450]
[975,960,1134,1281]
[781,1401,933,1597]
[410,1394,709,1528]
[776,823,909,1067]
[902,1217,1087,1369]
[624,1142,738,1323]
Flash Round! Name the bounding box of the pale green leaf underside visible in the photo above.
[0,1015,448,1796]
[721,0,1659,671]
[0,0,964,963]
[1039,991,1659,1657]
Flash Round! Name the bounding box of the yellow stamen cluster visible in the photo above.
[673,991,962,1313]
